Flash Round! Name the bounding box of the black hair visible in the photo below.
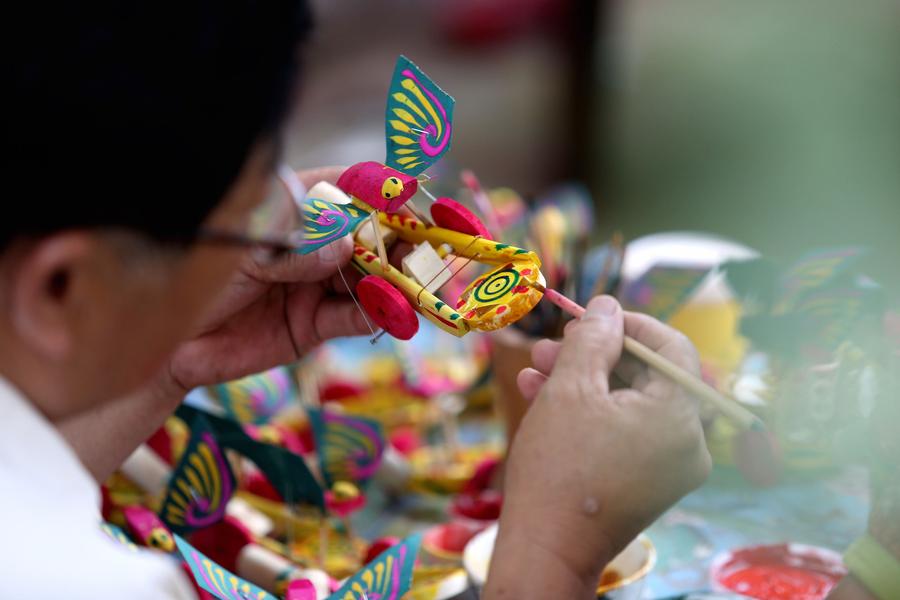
[3,0,312,250]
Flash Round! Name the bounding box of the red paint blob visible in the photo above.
[423,522,479,555]
[430,197,493,239]
[712,544,845,600]
[496,305,507,314]
[450,490,503,521]
[364,537,401,564]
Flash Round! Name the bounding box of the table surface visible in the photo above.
[360,452,868,598]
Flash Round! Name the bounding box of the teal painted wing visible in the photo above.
[175,534,278,600]
[100,522,138,551]
[385,55,455,176]
[622,265,711,322]
[775,247,866,313]
[328,533,421,600]
[177,405,325,510]
[308,408,385,488]
[160,413,235,535]
[294,198,369,255]
[211,366,294,425]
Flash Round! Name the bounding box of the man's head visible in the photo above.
[1,1,312,418]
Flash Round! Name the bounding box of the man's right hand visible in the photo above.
[484,296,711,599]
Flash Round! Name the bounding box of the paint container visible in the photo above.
[421,522,483,566]
[709,543,846,600]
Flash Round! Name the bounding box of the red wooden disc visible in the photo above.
[430,197,493,239]
[357,275,419,340]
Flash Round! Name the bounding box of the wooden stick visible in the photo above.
[318,517,329,570]
[535,284,763,431]
[369,211,389,272]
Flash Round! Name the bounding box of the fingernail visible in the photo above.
[586,295,618,317]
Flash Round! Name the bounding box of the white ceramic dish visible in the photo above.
[463,524,656,599]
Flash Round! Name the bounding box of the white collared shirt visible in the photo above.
[0,376,195,599]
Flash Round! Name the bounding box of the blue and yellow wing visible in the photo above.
[775,247,866,313]
[176,404,325,510]
[175,535,277,600]
[385,56,455,176]
[160,415,235,535]
[100,522,139,552]
[295,198,369,256]
[328,534,421,600]
[212,366,294,425]
[308,408,385,489]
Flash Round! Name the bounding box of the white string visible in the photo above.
[419,184,438,203]
[336,261,377,337]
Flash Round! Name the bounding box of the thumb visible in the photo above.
[552,295,624,393]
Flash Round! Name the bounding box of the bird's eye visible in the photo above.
[390,178,398,184]
[385,192,392,198]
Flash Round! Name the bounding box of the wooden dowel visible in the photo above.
[536,284,763,431]
[369,211,389,272]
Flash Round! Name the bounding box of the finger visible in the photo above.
[552,295,624,393]
[517,368,548,402]
[325,265,363,295]
[310,297,372,342]
[296,166,348,189]
[612,352,650,386]
[624,311,700,374]
[253,235,354,283]
[531,338,562,376]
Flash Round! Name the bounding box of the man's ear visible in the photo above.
[9,233,98,361]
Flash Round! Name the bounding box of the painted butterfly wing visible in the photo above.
[100,522,139,552]
[775,247,866,313]
[793,280,883,353]
[385,56,455,176]
[212,366,294,425]
[622,265,711,322]
[295,198,370,255]
[175,534,277,600]
[160,414,235,535]
[328,533,422,600]
[176,405,325,510]
[308,408,385,488]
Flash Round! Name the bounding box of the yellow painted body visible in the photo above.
[351,211,543,337]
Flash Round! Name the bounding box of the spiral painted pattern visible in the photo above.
[473,267,520,304]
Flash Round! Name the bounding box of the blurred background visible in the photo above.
[286,0,900,293]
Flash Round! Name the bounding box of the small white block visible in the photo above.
[355,216,397,252]
[402,243,452,293]
[306,181,351,205]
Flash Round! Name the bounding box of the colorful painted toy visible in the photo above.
[295,55,545,341]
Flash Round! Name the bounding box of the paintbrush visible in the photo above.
[532,282,764,432]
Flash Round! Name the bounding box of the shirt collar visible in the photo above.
[0,375,100,510]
